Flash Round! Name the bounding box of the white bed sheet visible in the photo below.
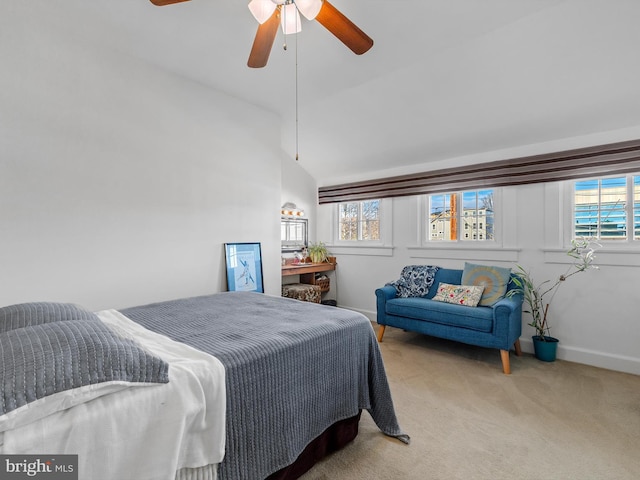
[0,309,226,480]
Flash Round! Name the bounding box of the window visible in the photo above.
[427,189,494,242]
[338,200,380,241]
[573,175,640,242]
[328,198,392,256]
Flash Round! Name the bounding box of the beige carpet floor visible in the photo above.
[301,325,640,480]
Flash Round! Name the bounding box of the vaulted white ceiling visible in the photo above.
[19,0,640,185]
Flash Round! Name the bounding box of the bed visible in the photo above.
[0,292,408,480]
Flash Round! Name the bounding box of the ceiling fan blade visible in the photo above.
[247,7,280,68]
[149,0,191,5]
[315,1,373,55]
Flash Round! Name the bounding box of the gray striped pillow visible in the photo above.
[0,319,170,420]
[0,302,99,332]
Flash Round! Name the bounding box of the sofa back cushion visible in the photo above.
[424,269,463,299]
[392,267,520,305]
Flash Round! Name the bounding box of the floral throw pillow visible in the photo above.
[432,283,485,307]
[387,265,440,298]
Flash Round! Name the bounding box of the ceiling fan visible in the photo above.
[149,0,374,68]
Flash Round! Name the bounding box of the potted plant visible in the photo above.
[507,237,601,362]
[307,241,330,264]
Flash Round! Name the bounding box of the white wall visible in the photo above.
[281,157,318,243]
[0,5,283,310]
[319,145,640,376]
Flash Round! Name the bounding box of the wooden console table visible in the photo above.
[281,262,336,291]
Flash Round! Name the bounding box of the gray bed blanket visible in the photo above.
[122,292,409,480]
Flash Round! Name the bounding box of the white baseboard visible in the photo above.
[346,305,640,376]
[342,306,376,323]
[519,338,640,376]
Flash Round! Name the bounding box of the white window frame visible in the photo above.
[409,188,519,262]
[425,190,496,243]
[543,177,640,267]
[421,189,503,246]
[563,173,640,248]
[328,198,393,256]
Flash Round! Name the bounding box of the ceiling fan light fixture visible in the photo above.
[295,0,323,20]
[281,3,302,35]
[248,0,277,24]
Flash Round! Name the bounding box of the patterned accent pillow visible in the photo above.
[432,283,485,307]
[461,263,512,306]
[0,302,99,333]
[388,265,440,298]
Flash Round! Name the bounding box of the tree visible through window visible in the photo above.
[428,190,494,242]
[574,175,640,241]
[339,200,380,241]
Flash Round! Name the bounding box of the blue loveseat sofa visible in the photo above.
[375,266,523,374]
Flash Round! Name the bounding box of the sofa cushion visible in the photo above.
[432,283,484,307]
[461,263,512,306]
[387,265,440,298]
[385,297,493,332]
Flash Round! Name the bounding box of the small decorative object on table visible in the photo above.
[308,242,329,263]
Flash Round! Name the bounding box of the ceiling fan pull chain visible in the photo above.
[295,26,299,161]
[282,4,288,50]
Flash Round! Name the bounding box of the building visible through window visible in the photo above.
[428,190,494,242]
[574,175,640,241]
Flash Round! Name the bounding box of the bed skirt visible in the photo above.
[267,412,362,480]
[175,412,360,480]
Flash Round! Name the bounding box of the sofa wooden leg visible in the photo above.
[514,339,522,356]
[377,325,386,342]
[500,349,511,375]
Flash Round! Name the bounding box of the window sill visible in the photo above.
[408,245,520,262]
[544,246,640,267]
[326,244,394,257]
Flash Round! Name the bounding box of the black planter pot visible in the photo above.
[532,335,559,362]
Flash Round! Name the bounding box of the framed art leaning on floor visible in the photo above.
[224,242,264,293]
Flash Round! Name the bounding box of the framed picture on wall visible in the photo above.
[224,242,264,293]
